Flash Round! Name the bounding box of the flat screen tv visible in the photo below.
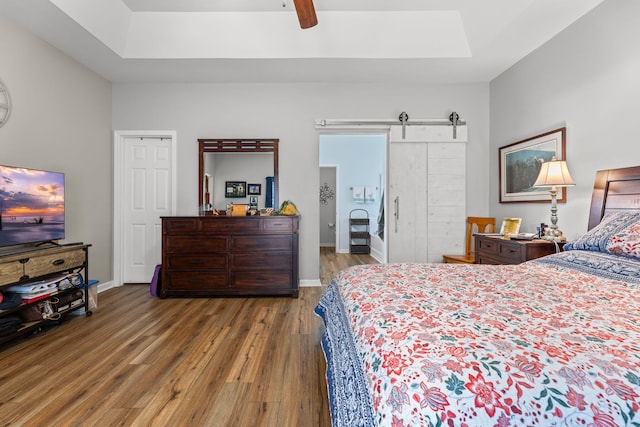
[0,165,65,248]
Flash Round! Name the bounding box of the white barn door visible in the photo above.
[387,125,467,263]
[114,132,177,285]
[388,140,428,262]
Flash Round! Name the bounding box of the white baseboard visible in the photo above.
[96,280,117,293]
[370,246,384,263]
[300,279,322,287]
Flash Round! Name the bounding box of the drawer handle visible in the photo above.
[52,259,65,266]
[507,249,517,253]
[190,260,206,265]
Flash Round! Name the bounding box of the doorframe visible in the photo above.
[113,130,178,287]
[318,130,389,260]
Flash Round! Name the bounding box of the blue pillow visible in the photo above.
[564,212,640,254]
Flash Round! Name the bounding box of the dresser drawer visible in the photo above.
[0,262,23,286]
[23,249,86,279]
[231,252,292,270]
[475,253,504,265]
[201,219,261,233]
[496,242,522,262]
[166,254,227,271]
[263,218,295,232]
[231,271,292,289]
[232,235,292,252]
[165,271,229,290]
[164,236,227,253]
[477,239,498,256]
[163,217,200,232]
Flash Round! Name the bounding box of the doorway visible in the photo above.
[318,134,387,262]
[319,166,338,248]
[113,131,177,285]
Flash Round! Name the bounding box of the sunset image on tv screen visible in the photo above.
[0,165,65,246]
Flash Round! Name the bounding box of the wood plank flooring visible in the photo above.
[319,246,377,285]
[0,249,376,427]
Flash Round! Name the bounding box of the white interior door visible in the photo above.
[122,137,173,283]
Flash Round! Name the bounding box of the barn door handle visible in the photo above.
[394,196,399,233]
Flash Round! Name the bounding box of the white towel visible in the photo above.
[365,186,376,203]
[352,186,364,203]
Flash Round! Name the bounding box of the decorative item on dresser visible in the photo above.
[474,233,561,264]
[161,215,299,298]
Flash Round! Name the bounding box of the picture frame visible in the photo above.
[225,181,246,198]
[500,217,522,235]
[249,195,258,206]
[248,183,261,195]
[499,127,566,203]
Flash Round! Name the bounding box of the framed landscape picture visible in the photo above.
[248,183,261,195]
[499,127,566,203]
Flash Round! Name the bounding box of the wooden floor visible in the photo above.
[319,246,377,285]
[0,248,376,427]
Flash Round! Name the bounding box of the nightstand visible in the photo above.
[474,234,562,264]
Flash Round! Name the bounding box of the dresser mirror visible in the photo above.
[198,139,279,213]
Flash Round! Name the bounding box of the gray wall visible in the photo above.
[0,16,112,283]
[112,83,490,282]
[490,0,640,239]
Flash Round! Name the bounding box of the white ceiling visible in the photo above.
[0,0,604,84]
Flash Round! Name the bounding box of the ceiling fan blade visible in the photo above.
[293,0,318,29]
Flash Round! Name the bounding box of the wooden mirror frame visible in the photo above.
[198,138,279,210]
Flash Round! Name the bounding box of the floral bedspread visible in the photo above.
[315,251,640,427]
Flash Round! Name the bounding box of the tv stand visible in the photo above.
[0,244,91,348]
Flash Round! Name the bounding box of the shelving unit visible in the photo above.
[0,244,91,347]
[349,209,370,254]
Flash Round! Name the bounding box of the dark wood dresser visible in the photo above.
[474,234,561,264]
[161,215,299,298]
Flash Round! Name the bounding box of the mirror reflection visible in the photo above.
[198,139,279,215]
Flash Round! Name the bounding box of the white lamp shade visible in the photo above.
[534,158,575,188]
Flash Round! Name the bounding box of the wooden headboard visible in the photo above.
[588,165,640,230]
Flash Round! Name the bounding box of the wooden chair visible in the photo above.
[442,216,496,264]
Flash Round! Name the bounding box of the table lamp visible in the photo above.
[533,157,575,240]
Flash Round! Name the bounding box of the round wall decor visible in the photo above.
[0,78,12,128]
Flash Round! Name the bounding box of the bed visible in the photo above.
[315,166,640,426]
